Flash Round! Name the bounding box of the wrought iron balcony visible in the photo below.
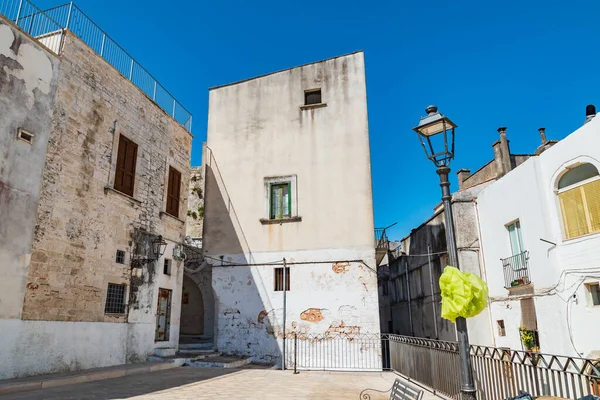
[502,251,530,289]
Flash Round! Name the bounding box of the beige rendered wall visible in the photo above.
[204,51,374,258]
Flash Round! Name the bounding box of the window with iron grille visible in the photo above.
[304,89,321,105]
[115,250,125,264]
[274,267,290,291]
[114,134,138,197]
[166,167,181,218]
[164,259,172,275]
[104,283,126,314]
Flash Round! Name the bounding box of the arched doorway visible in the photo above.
[181,275,204,335]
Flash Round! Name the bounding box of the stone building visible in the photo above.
[379,126,537,345]
[202,52,380,368]
[0,5,192,379]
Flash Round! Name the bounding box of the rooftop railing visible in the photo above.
[0,0,192,132]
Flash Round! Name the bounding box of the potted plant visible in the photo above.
[519,327,539,364]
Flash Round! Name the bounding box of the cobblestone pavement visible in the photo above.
[1,367,442,400]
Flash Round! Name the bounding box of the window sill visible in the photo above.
[160,211,185,224]
[104,185,142,205]
[562,231,600,244]
[300,103,327,110]
[260,216,302,225]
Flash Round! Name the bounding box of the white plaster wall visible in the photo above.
[204,51,374,256]
[212,247,380,368]
[0,320,127,379]
[477,116,600,357]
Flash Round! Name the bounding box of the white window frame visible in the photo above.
[263,175,298,220]
[505,219,525,256]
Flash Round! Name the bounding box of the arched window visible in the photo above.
[558,163,600,239]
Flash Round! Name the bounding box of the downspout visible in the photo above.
[405,260,414,336]
[473,199,497,347]
[427,244,439,339]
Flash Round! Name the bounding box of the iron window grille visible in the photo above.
[104,283,126,314]
[274,267,290,291]
[115,250,125,264]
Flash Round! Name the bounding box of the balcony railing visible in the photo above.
[502,250,530,289]
[0,0,192,132]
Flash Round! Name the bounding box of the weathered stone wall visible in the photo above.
[186,165,204,238]
[0,18,59,320]
[21,30,191,324]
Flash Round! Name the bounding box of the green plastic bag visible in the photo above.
[439,266,489,322]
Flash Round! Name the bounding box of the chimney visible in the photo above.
[585,104,596,124]
[492,127,512,177]
[457,169,471,190]
[538,127,547,144]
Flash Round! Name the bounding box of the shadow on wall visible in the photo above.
[389,221,455,340]
[203,159,282,364]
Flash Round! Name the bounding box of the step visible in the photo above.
[177,349,217,356]
[179,342,214,350]
[153,347,177,357]
[186,355,252,369]
[0,360,181,396]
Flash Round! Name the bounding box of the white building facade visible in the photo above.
[202,52,381,368]
[476,112,600,358]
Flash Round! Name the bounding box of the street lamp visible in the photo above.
[132,235,167,268]
[413,105,476,400]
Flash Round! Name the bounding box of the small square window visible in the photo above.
[587,283,600,306]
[164,259,172,275]
[104,283,126,314]
[115,250,125,264]
[304,89,321,105]
[274,267,290,291]
[17,128,34,144]
[497,320,506,336]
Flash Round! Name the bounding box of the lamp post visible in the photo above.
[413,105,476,400]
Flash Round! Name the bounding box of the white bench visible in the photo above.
[359,378,425,400]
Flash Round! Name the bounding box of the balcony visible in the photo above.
[502,251,530,289]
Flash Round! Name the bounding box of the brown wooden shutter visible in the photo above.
[166,167,181,217]
[114,135,137,197]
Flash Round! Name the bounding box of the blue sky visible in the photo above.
[37,0,600,241]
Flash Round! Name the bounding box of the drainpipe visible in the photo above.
[405,260,414,336]
[427,245,439,339]
[282,258,287,370]
[473,199,497,347]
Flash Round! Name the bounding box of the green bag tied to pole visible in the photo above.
[439,266,489,322]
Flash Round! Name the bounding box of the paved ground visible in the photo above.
[0,366,442,399]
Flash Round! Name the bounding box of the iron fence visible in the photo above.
[389,334,600,400]
[501,251,530,289]
[286,333,386,372]
[0,0,64,52]
[0,0,192,131]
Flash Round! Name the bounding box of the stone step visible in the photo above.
[153,347,177,357]
[177,349,217,356]
[186,355,252,369]
[179,342,214,350]
[0,360,181,396]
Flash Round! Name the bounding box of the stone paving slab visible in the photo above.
[0,366,444,399]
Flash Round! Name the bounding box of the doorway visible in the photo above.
[181,275,204,335]
[155,288,172,341]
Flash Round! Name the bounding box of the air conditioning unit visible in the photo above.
[173,245,187,261]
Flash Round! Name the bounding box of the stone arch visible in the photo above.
[181,275,204,335]
[183,266,215,338]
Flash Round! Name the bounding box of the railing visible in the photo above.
[502,250,530,289]
[0,0,64,53]
[375,228,389,250]
[0,0,192,132]
[389,335,600,400]
[286,333,384,372]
